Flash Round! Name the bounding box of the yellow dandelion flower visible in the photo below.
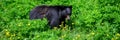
[10,37,12,40]
[64,26,67,29]
[61,36,64,38]
[6,31,10,37]
[91,32,95,35]
[54,27,57,30]
[62,28,65,31]
[115,37,119,40]
[75,34,80,39]
[61,34,66,38]
[18,24,21,26]
[111,38,115,40]
[18,22,22,26]
[75,37,78,39]
[65,25,68,27]
[18,37,20,39]
[27,23,30,26]
[77,34,80,38]
[59,25,62,27]
[116,33,120,36]
[73,39,75,40]
[72,23,74,25]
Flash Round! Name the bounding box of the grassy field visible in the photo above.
[0,0,120,40]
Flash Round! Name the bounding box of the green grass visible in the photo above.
[0,0,120,40]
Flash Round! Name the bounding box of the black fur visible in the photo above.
[30,5,72,28]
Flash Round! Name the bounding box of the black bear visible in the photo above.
[30,5,72,28]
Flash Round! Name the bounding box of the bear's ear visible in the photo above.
[60,8,71,16]
[62,8,71,15]
[66,8,71,13]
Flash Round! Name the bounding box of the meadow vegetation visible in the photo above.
[0,0,120,40]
